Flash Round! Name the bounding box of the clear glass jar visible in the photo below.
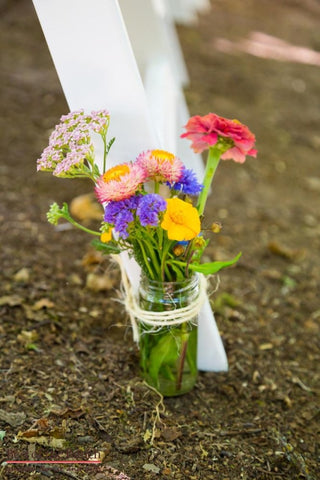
[138,273,199,396]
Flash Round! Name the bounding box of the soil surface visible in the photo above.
[1,1,319,479]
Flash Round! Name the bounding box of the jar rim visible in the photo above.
[140,272,198,287]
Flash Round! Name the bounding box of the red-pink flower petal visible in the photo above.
[181,112,257,162]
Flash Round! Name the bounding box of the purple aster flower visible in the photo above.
[104,195,140,223]
[169,167,203,195]
[104,195,141,238]
[104,200,125,224]
[114,210,134,239]
[136,194,166,227]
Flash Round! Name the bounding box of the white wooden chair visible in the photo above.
[32,0,228,372]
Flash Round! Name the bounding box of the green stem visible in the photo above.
[197,147,221,217]
[137,239,155,279]
[102,134,107,174]
[176,324,189,391]
[154,181,160,194]
[143,237,162,279]
[161,237,174,281]
[64,215,101,236]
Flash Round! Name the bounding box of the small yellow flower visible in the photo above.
[100,229,113,243]
[161,198,200,241]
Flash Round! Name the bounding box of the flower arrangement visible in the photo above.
[38,110,256,282]
[37,109,256,396]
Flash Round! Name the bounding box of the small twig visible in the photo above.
[191,428,263,437]
[291,376,313,392]
[219,428,263,437]
[255,467,286,476]
[0,462,7,479]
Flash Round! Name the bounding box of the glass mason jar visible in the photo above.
[138,273,199,397]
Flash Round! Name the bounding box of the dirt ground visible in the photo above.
[1,0,319,479]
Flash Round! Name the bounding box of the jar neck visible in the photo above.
[139,272,199,301]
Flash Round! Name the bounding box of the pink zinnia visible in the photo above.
[181,113,257,163]
[95,163,146,203]
[136,149,183,183]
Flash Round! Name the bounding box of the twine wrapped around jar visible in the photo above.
[113,254,208,342]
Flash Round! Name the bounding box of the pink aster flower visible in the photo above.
[136,149,183,183]
[95,163,146,203]
[181,113,257,163]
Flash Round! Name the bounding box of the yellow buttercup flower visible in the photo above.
[161,198,200,241]
[100,229,113,243]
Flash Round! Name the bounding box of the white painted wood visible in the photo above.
[119,0,189,87]
[119,0,204,180]
[165,0,211,24]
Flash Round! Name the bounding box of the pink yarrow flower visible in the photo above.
[181,113,257,163]
[136,149,183,183]
[36,109,110,176]
[95,163,146,203]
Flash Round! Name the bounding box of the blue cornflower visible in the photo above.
[169,167,203,195]
[136,194,167,227]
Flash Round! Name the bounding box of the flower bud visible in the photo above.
[211,222,222,233]
[194,236,206,248]
[173,244,185,256]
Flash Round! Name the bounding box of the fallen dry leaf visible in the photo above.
[70,193,103,221]
[0,409,26,427]
[81,249,104,269]
[161,426,182,442]
[0,295,23,307]
[50,407,86,419]
[86,273,116,291]
[13,267,30,283]
[17,330,39,347]
[259,343,274,351]
[268,241,306,261]
[305,176,320,192]
[143,463,160,474]
[32,298,55,310]
[16,417,67,449]
[16,432,67,449]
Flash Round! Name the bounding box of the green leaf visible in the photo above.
[186,329,197,376]
[106,137,115,153]
[188,252,242,275]
[148,333,180,386]
[91,239,121,255]
[169,262,186,282]
[0,431,5,441]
